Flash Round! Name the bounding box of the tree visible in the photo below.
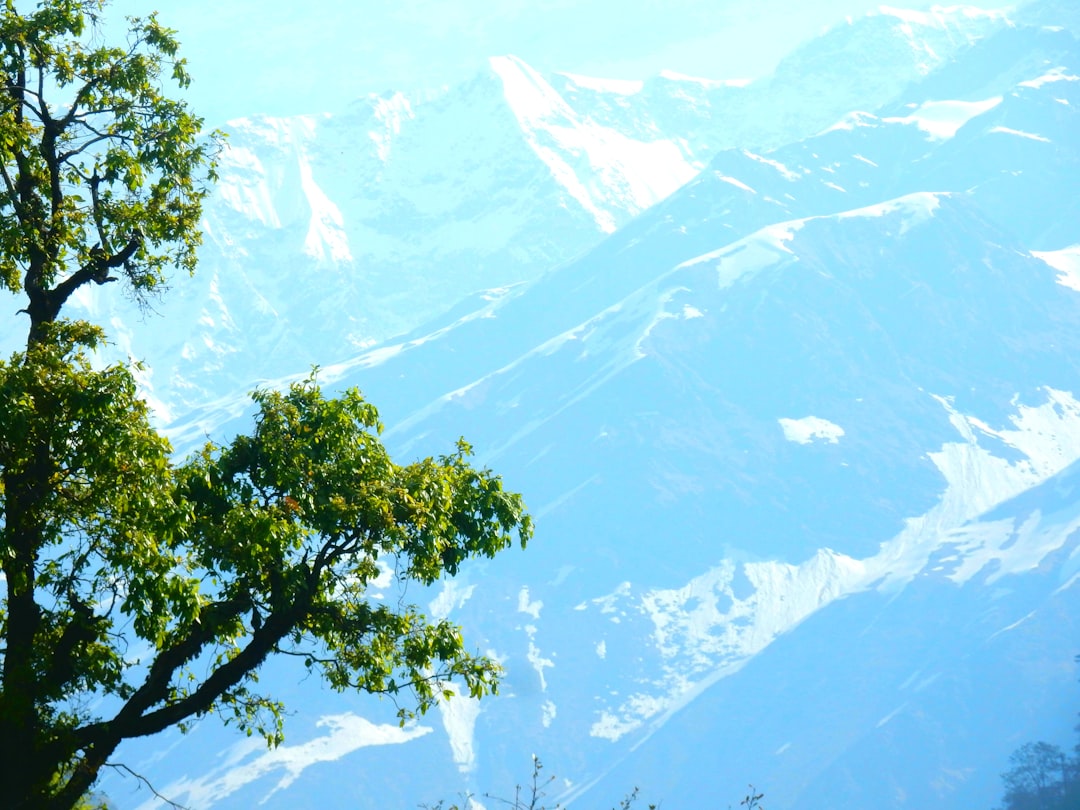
[0,2,533,808]
[998,741,1070,810]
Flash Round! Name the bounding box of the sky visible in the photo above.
[99,0,945,127]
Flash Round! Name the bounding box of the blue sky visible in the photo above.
[106,0,938,125]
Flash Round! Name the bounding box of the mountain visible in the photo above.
[78,2,1080,808]
[0,5,1016,418]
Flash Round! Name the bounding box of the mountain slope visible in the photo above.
[84,4,1080,808]
[0,5,1021,418]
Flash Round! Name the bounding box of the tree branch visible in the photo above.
[45,228,142,316]
[103,763,189,810]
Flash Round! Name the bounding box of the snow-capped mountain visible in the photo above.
[1,4,1019,418]
[79,2,1080,808]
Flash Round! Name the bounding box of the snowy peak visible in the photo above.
[489,55,577,124]
[336,180,1080,810]
[762,3,1011,131]
[488,56,699,232]
[875,4,1011,30]
[84,4,1080,808]
[7,6,1066,427]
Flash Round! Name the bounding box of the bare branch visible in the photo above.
[56,131,120,164]
[103,763,190,810]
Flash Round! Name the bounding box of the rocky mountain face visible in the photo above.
[72,2,1080,808]
[1,5,1015,417]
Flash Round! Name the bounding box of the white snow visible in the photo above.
[714,174,757,193]
[779,416,846,445]
[541,700,557,728]
[518,586,544,619]
[526,633,555,692]
[821,111,881,134]
[582,582,632,614]
[876,704,907,728]
[989,126,1051,143]
[490,55,698,232]
[742,150,800,181]
[367,92,415,162]
[1032,245,1080,292]
[839,191,943,236]
[1019,67,1080,89]
[590,693,671,742]
[943,508,1080,586]
[585,388,1080,742]
[883,97,1002,140]
[139,715,431,809]
[429,581,477,620]
[438,685,483,773]
[587,548,867,741]
[680,222,802,289]
[866,389,1080,590]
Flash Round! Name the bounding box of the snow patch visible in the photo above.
[989,126,1051,143]
[438,685,483,774]
[490,56,697,233]
[839,191,943,236]
[742,150,800,181]
[1019,67,1080,89]
[430,581,477,620]
[715,174,756,193]
[821,110,880,134]
[866,389,1080,590]
[585,389,1080,742]
[139,715,430,809]
[589,549,866,741]
[518,586,543,619]
[876,704,907,728]
[541,700,557,728]
[526,632,555,692]
[883,97,1002,140]
[1032,245,1080,292]
[680,222,802,289]
[367,92,414,162]
[779,416,846,445]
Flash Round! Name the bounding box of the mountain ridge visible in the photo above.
[58,2,1080,807]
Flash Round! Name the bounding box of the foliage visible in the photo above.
[995,735,1080,810]
[994,669,1080,810]
[0,330,532,809]
[0,2,532,809]
[0,0,217,345]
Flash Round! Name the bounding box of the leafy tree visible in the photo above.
[0,0,212,347]
[999,741,1070,810]
[994,661,1080,810]
[0,2,532,808]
